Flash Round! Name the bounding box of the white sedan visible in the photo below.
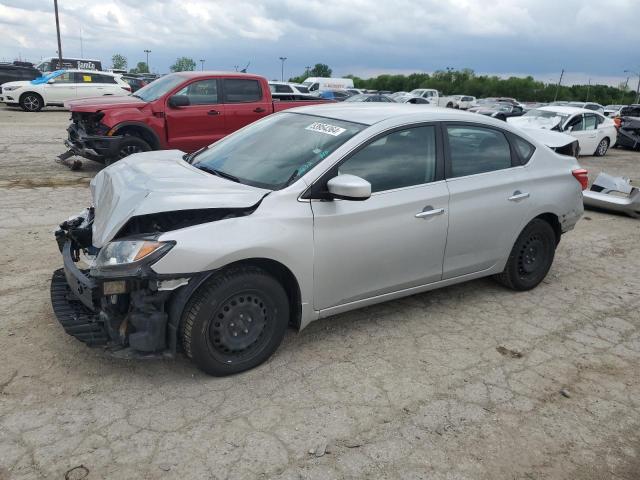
[508,106,617,156]
[0,69,131,112]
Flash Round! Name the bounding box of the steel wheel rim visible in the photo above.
[207,291,269,361]
[517,233,548,278]
[24,95,39,111]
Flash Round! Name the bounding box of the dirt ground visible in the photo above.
[0,105,639,480]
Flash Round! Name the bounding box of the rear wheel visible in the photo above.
[594,137,609,157]
[181,266,289,376]
[105,135,151,165]
[494,219,557,291]
[19,92,43,112]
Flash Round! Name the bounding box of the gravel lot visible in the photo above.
[1,106,639,480]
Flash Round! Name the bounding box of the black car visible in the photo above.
[121,75,148,93]
[0,63,41,87]
[471,102,525,121]
[343,93,395,103]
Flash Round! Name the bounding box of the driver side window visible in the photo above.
[338,126,437,193]
[175,79,219,105]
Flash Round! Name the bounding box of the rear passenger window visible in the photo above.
[446,126,512,178]
[275,84,293,93]
[584,114,598,130]
[94,74,116,84]
[338,126,437,193]
[511,135,535,164]
[224,79,262,103]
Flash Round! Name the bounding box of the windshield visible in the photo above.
[133,73,184,102]
[30,70,63,84]
[192,113,365,190]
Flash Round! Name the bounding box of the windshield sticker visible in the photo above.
[305,122,346,136]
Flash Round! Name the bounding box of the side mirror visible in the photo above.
[47,79,55,84]
[327,174,371,201]
[168,95,190,108]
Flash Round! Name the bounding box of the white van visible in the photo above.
[302,77,354,95]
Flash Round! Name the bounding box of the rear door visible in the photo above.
[43,72,77,104]
[165,78,226,152]
[566,114,599,154]
[222,78,271,134]
[91,73,120,96]
[74,72,102,99]
[442,124,532,279]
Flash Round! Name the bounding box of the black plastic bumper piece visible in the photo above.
[66,124,123,161]
[50,268,109,346]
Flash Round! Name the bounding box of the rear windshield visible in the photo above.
[192,113,365,190]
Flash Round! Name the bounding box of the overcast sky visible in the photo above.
[1,0,638,86]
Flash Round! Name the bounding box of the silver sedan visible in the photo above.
[52,104,586,375]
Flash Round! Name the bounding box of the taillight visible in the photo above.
[613,117,621,128]
[572,168,589,190]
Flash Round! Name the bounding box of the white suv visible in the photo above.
[1,69,131,111]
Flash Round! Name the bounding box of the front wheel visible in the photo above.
[19,93,43,112]
[594,137,609,157]
[180,266,290,376]
[494,219,557,291]
[105,135,151,165]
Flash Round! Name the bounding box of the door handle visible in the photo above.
[253,107,266,113]
[415,207,445,219]
[508,191,530,201]
[207,110,220,116]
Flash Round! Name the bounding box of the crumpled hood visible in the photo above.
[66,95,146,112]
[507,115,562,130]
[90,150,270,247]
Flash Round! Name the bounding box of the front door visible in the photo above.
[443,124,531,278]
[222,78,271,135]
[311,125,449,310]
[565,114,599,155]
[165,78,226,152]
[43,72,76,104]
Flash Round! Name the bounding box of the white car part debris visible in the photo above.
[583,173,640,218]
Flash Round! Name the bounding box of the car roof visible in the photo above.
[288,103,518,126]
[61,69,118,75]
[174,71,263,80]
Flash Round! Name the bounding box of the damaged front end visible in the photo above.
[583,173,640,218]
[51,208,194,358]
[59,111,123,164]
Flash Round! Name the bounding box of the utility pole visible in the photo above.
[586,78,591,101]
[279,56,287,82]
[619,76,630,104]
[144,49,151,72]
[554,69,564,102]
[624,69,640,104]
[199,59,205,71]
[54,0,63,70]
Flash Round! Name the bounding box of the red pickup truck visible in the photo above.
[60,72,330,166]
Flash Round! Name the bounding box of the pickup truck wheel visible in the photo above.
[494,219,556,291]
[106,135,151,165]
[181,266,289,376]
[19,93,43,112]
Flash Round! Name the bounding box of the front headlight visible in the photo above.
[95,240,173,268]
[2,86,21,91]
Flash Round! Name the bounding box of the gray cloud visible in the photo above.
[0,0,637,85]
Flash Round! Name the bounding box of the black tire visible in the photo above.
[105,135,151,165]
[180,266,289,376]
[594,137,609,157]
[446,102,454,108]
[19,92,43,112]
[494,218,557,291]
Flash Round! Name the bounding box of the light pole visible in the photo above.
[144,49,151,73]
[53,0,63,70]
[279,56,287,82]
[624,69,640,104]
[200,59,205,71]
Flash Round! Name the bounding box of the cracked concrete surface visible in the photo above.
[0,106,639,479]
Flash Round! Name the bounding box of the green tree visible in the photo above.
[309,63,332,77]
[129,62,149,74]
[111,53,127,70]
[170,57,196,72]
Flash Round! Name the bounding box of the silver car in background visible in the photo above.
[52,104,586,376]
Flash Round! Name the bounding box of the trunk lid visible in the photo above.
[90,150,270,247]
